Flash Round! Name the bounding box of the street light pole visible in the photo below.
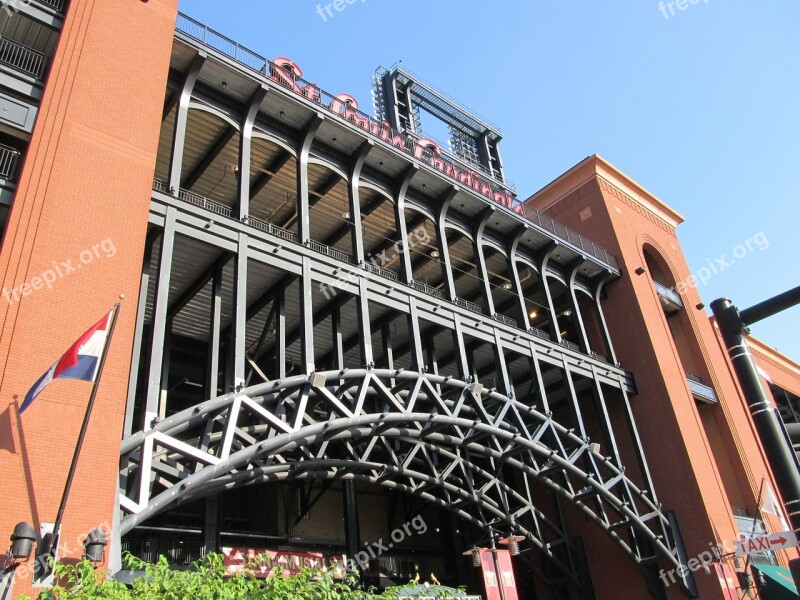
[711,285,800,533]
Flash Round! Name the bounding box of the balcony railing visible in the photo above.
[33,0,66,11]
[0,144,20,181]
[453,297,483,315]
[364,261,399,282]
[686,371,718,404]
[410,280,445,301]
[0,37,47,79]
[559,339,580,353]
[529,326,551,341]
[308,239,352,264]
[493,313,518,328]
[249,216,297,243]
[173,12,620,273]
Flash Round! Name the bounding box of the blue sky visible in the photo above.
[178,0,800,360]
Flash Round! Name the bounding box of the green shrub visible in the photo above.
[20,553,461,599]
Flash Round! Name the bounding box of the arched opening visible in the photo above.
[445,227,485,312]
[361,191,402,277]
[516,261,550,336]
[248,136,298,233]
[401,207,442,289]
[482,245,519,325]
[306,161,351,259]
[546,275,580,347]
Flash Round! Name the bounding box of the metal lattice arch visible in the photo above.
[119,368,686,587]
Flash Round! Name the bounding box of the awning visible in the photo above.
[753,564,799,600]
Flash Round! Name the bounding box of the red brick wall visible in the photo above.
[0,1,177,597]
[525,156,796,598]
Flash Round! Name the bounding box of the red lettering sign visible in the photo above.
[270,57,520,213]
[222,547,330,578]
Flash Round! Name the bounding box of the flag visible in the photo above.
[20,310,113,414]
[761,478,789,530]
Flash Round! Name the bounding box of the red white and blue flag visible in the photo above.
[20,310,114,414]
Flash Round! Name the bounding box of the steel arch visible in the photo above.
[119,369,685,579]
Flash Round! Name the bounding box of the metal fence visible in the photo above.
[0,144,20,181]
[0,37,47,79]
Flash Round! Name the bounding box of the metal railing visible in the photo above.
[0,37,47,79]
[410,280,445,300]
[0,144,20,181]
[173,12,621,273]
[559,339,581,353]
[33,0,66,11]
[493,313,518,328]
[364,261,399,282]
[529,326,551,341]
[453,297,483,315]
[249,216,298,243]
[654,281,684,308]
[590,351,609,364]
[121,537,206,566]
[179,188,232,217]
[307,240,352,264]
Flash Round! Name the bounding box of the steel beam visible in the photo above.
[168,52,206,194]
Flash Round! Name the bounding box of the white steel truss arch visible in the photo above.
[119,368,688,585]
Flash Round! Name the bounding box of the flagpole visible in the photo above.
[44,299,123,567]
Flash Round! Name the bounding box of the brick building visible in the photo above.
[0,2,798,598]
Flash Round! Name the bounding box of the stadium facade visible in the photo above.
[0,1,799,598]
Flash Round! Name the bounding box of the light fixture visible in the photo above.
[502,283,512,290]
[560,308,572,318]
[431,250,440,258]
[9,522,35,560]
[82,528,107,563]
[635,267,646,275]
[498,535,525,557]
[221,81,227,90]
[341,211,350,219]
[463,547,482,568]
[529,310,538,319]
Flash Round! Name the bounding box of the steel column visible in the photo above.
[435,187,458,301]
[348,141,372,264]
[393,166,418,284]
[537,243,561,342]
[236,85,268,220]
[300,256,315,374]
[296,115,323,244]
[473,208,496,316]
[509,226,530,329]
[168,52,206,194]
[124,229,158,437]
[205,264,223,400]
[592,274,618,365]
[232,234,248,389]
[567,259,591,353]
[144,207,177,429]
